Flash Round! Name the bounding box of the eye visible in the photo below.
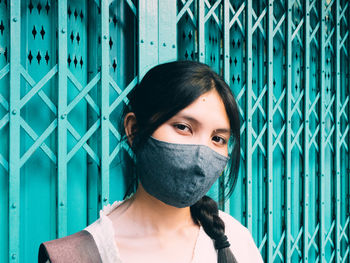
[173,123,192,134]
[212,135,227,145]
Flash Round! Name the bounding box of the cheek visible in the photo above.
[210,145,228,157]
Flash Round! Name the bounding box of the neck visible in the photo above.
[125,184,196,234]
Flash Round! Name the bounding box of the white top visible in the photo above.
[85,201,264,263]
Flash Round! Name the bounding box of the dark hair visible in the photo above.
[120,61,240,263]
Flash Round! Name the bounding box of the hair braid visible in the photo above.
[190,196,237,263]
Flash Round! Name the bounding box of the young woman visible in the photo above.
[39,61,263,263]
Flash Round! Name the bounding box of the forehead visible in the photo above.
[175,90,230,129]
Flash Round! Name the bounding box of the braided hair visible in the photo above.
[191,196,237,262]
[120,61,241,262]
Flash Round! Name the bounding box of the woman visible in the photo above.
[39,61,263,262]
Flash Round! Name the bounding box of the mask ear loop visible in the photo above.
[122,136,138,200]
[218,134,235,206]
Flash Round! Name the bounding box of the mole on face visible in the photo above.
[202,98,206,102]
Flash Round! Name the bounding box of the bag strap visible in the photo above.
[38,230,102,263]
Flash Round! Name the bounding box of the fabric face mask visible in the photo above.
[136,136,229,208]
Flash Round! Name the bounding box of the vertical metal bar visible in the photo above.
[87,1,99,225]
[348,1,350,259]
[223,0,230,85]
[9,0,21,262]
[57,0,68,238]
[198,0,205,63]
[319,0,326,261]
[101,0,110,208]
[334,0,341,262]
[285,0,292,262]
[303,0,310,261]
[245,0,253,233]
[266,0,274,261]
[158,0,177,63]
[257,0,264,247]
[138,0,158,78]
[222,0,230,212]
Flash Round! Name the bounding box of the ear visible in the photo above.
[124,112,137,146]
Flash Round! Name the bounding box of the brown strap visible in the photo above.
[38,230,102,263]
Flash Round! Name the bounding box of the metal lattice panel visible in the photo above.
[0,0,349,262]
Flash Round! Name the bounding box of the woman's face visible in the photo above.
[152,89,231,157]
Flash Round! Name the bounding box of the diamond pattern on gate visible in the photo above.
[108,0,138,164]
[337,1,350,261]
[66,2,100,166]
[204,0,222,71]
[0,63,9,172]
[19,65,57,166]
[307,1,321,261]
[229,0,246,160]
[177,0,197,60]
[247,0,269,254]
[271,1,288,261]
[289,1,305,261]
[66,71,100,164]
[323,0,336,260]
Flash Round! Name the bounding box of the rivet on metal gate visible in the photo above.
[12,254,16,259]
[61,29,66,34]
[172,44,175,48]
[104,35,108,40]
[103,197,107,202]
[12,203,16,208]
[13,18,17,22]
[162,43,166,47]
[103,115,108,120]
[200,52,203,56]
[140,39,144,43]
[150,41,154,45]
[61,114,66,119]
[60,202,64,206]
[12,110,17,115]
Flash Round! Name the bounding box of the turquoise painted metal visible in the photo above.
[0,0,349,262]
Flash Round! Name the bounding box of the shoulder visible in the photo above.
[218,210,264,262]
[38,230,102,263]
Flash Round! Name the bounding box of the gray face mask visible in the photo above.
[136,136,229,208]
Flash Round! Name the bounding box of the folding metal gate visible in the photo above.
[0,0,349,262]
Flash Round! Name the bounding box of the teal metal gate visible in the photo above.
[0,0,349,262]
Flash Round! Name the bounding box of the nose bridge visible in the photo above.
[197,131,211,148]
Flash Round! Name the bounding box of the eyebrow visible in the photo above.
[176,115,201,125]
[214,128,231,134]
